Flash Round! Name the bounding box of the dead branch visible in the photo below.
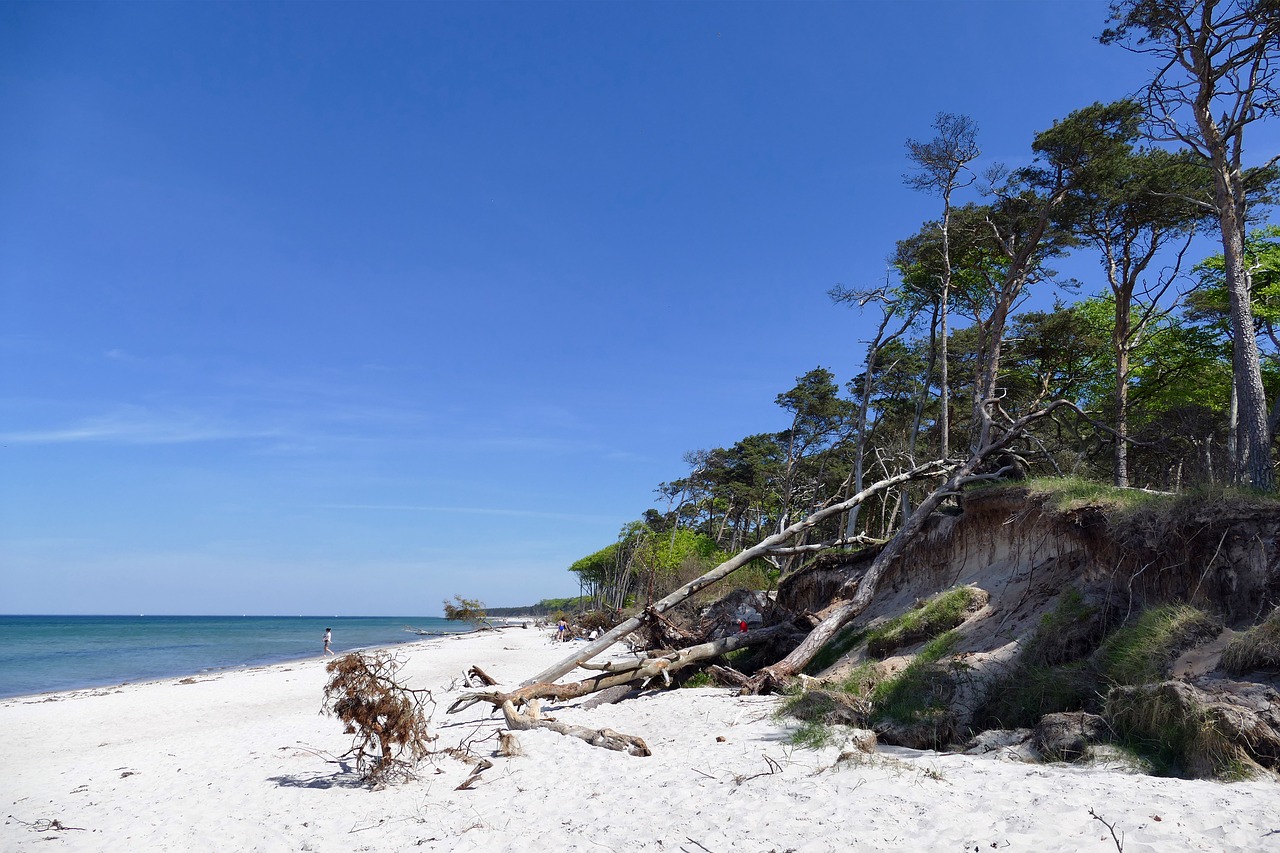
[764,534,886,556]
[576,657,647,673]
[703,665,751,687]
[454,758,494,790]
[636,604,700,649]
[9,816,87,833]
[733,754,783,785]
[520,459,951,688]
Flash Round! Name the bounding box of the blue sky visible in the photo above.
[3,1,1276,615]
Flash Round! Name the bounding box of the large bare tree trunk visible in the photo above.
[1214,175,1272,488]
[498,700,652,756]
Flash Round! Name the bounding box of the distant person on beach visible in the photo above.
[324,627,334,655]
[557,619,568,642]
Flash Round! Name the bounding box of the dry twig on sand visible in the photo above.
[1089,807,1125,853]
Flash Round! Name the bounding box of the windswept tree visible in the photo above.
[830,284,919,537]
[903,112,981,460]
[1103,0,1280,488]
[962,100,1155,450]
[1053,99,1213,485]
[773,367,853,545]
[442,595,488,626]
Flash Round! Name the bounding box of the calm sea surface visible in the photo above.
[0,615,468,700]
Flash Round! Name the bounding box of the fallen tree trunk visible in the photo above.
[519,460,949,687]
[453,625,796,713]
[739,400,1076,694]
[763,534,885,556]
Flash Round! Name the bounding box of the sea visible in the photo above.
[0,614,470,700]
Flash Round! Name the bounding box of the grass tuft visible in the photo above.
[787,719,836,749]
[864,586,985,658]
[1021,476,1173,515]
[870,631,963,725]
[1095,604,1219,686]
[978,661,1100,731]
[1221,607,1280,675]
[1105,682,1257,779]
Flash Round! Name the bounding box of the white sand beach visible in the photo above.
[3,626,1277,852]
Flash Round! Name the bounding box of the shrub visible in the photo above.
[681,671,713,688]
[576,610,616,634]
[1221,607,1280,675]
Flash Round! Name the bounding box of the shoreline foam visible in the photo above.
[3,626,1276,852]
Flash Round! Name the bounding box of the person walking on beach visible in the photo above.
[557,618,568,642]
[323,627,334,656]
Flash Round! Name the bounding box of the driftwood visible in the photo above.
[499,698,651,756]
[520,460,949,688]
[465,665,498,687]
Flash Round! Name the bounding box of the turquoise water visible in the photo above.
[0,615,468,699]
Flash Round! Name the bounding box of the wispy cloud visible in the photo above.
[321,503,620,524]
[0,407,282,445]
